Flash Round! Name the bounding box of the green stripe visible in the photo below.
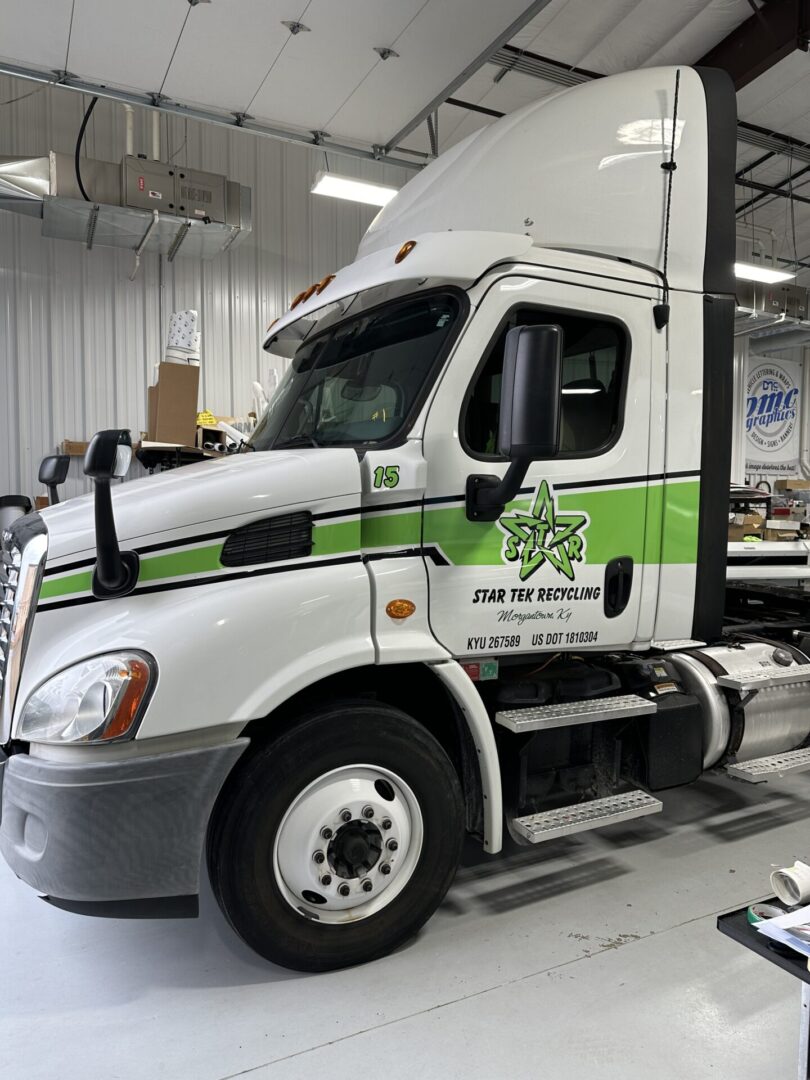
[40,570,94,600]
[38,480,701,601]
[362,511,421,550]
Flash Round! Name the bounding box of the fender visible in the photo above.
[429,658,503,853]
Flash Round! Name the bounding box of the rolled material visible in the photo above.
[771,861,810,906]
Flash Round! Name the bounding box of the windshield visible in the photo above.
[249,292,462,450]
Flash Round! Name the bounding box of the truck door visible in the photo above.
[422,274,659,658]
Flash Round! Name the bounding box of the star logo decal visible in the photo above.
[498,481,588,582]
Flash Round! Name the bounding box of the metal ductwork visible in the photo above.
[0,151,251,261]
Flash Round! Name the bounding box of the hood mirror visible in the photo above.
[83,430,139,599]
[38,454,70,505]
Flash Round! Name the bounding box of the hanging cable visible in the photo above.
[75,94,99,201]
[654,68,680,330]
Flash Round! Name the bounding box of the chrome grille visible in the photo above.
[0,521,48,744]
[0,531,22,699]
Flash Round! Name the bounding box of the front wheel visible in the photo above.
[207,702,465,971]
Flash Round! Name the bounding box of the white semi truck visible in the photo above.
[2,65,810,972]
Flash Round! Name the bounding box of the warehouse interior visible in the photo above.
[3,2,810,1078]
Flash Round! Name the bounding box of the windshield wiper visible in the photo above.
[273,433,322,450]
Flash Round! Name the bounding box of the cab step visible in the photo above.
[725,747,810,783]
[495,693,656,734]
[716,666,810,693]
[510,789,663,843]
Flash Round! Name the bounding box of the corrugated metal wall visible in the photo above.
[0,75,411,501]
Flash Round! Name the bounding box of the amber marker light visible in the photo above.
[102,657,152,741]
[316,274,336,294]
[395,240,417,264]
[386,599,416,620]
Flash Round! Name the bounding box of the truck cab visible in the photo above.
[2,64,810,972]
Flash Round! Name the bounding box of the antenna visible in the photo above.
[654,69,681,331]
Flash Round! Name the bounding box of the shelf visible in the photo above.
[727,565,810,581]
[728,541,810,556]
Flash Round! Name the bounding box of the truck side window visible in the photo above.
[464,307,627,457]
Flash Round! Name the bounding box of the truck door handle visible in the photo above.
[604,556,633,619]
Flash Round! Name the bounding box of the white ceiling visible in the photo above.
[1,0,809,274]
[0,0,534,146]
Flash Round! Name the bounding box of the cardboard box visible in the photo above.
[728,512,765,542]
[775,479,810,492]
[764,519,801,542]
[147,362,200,446]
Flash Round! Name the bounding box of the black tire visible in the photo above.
[207,701,465,971]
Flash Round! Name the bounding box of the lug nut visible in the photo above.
[381,818,392,830]
[362,879,373,892]
[338,883,351,897]
[313,851,325,864]
[321,826,333,840]
[362,805,374,820]
[320,873,332,886]
[340,809,352,823]
[387,839,398,852]
[380,863,391,876]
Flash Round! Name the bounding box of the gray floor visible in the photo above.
[4,772,810,1080]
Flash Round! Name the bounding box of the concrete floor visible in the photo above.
[3,772,810,1080]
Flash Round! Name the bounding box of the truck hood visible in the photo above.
[40,448,362,564]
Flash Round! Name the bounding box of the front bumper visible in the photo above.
[0,739,247,916]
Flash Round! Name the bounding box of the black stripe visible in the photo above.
[41,469,702,581]
[43,527,233,577]
[423,470,701,507]
[312,498,425,521]
[38,554,363,613]
[364,545,449,567]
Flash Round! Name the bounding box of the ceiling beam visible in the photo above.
[736,176,810,205]
[696,0,810,90]
[381,0,557,154]
[0,60,424,172]
[477,45,810,168]
[737,161,810,215]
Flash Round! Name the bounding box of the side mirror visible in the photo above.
[84,430,133,480]
[38,454,70,505]
[498,324,563,459]
[466,324,563,522]
[83,430,139,598]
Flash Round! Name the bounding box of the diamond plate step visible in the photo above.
[725,747,810,783]
[511,789,663,843]
[716,666,810,693]
[495,693,656,734]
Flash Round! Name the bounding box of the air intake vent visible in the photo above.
[220,512,313,568]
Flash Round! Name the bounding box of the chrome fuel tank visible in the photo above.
[670,641,810,769]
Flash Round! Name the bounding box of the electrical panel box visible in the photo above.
[174,167,227,223]
[123,157,175,212]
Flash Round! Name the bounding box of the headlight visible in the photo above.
[18,652,155,744]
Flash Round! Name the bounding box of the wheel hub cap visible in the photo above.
[273,765,424,924]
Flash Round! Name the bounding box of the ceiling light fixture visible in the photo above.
[734,261,796,284]
[311,170,398,207]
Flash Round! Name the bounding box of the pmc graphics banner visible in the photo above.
[745,356,802,476]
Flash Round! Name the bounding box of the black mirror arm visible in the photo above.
[91,478,139,598]
[46,483,60,506]
[465,456,531,522]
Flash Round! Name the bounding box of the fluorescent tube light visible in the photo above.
[311,171,398,207]
[734,261,796,284]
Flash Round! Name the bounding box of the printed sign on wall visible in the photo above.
[745,356,802,476]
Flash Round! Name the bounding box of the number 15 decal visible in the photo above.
[373,465,400,489]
